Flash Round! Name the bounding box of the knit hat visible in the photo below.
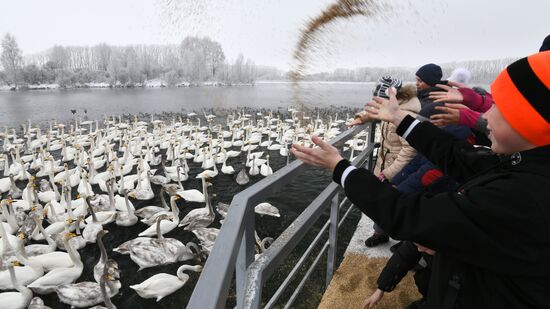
[373,76,402,99]
[540,35,550,52]
[448,68,472,84]
[491,51,550,146]
[416,63,442,86]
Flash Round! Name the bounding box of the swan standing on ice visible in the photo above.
[130,264,202,302]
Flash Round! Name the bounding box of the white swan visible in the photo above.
[129,215,200,270]
[178,181,214,231]
[0,233,43,289]
[134,188,170,220]
[0,263,33,309]
[115,189,138,227]
[15,234,73,272]
[130,264,202,302]
[22,217,57,256]
[166,176,206,203]
[83,197,104,243]
[28,233,84,294]
[139,192,180,226]
[138,196,180,236]
[220,152,235,175]
[259,155,273,176]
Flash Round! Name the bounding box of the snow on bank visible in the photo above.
[0,80,255,91]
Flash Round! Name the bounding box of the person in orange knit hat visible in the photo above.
[291,51,550,308]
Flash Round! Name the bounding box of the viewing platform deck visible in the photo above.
[318,215,421,309]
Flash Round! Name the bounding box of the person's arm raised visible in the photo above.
[290,136,343,172]
[428,84,464,103]
[364,88,408,127]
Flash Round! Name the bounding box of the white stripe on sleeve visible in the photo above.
[402,119,421,139]
[341,166,357,188]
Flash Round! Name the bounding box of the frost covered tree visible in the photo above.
[49,45,69,70]
[179,37,226,82]
[108,49,127,86]
[1,33,23,86]
[94,43,112,71]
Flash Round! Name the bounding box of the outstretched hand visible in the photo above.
[347,118,363,128]
[363,289,384,308]
[364,88,407,125]
[291,136,343,171]
[430,103,468,127]
[429,84,464,103]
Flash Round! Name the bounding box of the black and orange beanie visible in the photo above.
[491,51,550,146]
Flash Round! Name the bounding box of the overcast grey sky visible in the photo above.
[1,0,548,72]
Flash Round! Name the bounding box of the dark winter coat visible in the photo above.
[416,84,447,108]
[391,124,473,194]
[333,115,550,308]
[377,241,432,298]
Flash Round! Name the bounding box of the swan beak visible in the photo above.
[11,260,21,267]
[65,232,77,239]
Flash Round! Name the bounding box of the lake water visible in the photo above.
[0,82,375,308]
[0,82,375,127]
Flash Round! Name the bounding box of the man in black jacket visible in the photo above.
[291,51,550,308]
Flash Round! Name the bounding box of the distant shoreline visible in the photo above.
[0,80,390,92]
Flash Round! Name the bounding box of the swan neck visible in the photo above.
[124,193,133,214]
[176,265,193,281]
[100,279,116,309]
[156,217,164,240]
[0,217,10,248]
[160,190,169,210]
[88,199,98,222]
[98,233,108,262]
[64,236,83,268]
[169,196,179,216]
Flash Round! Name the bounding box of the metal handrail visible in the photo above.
[187,123,375,309]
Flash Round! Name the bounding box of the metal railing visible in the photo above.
[188,122,376,309]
